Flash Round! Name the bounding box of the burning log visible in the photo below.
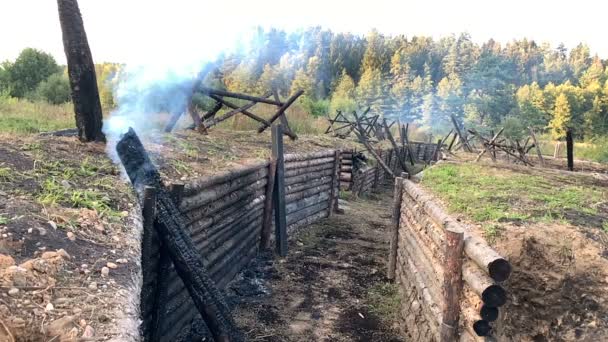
[462,262,507,308]
[116,128,243,342]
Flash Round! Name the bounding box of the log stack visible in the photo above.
[392,180,511,341]
[283,150,340,232]
[339,149,355,190]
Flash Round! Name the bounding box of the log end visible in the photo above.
[473,320,492,337]
[480,305,499,322]
[481,285,507,308]
[488,258,512,282]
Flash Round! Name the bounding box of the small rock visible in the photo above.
[8,288,19,297]
[60,180,72,189]
[81,264,88,269]
[45,303,54,312]
[68,327,79,338]
[79,319,87,328]
[101,267,109,277]
[67,232,75,241]
[82,325,95,338]
[38,227,47,236]
[48,220,58,230]
[12,317,25,328]
[106,262,117,269]
[41,251,59,259]
[2,234,7,238]
[112,236,120,242]
[32,259,50,273]
[27,228,33,234]
[120,211,129,217]
[56,249,70,260]
[88,282,97,290]
[116,258,128,264]
[54,297,70,305]
[73,308,82,315]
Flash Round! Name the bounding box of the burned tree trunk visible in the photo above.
[566,129,574,171]
[56,0,105,142]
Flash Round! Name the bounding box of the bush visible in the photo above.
[300,97,329,117]
[35,73,71,104]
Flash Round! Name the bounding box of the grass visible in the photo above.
[0,165,14,182]
[0,96,74,134]
[0,215,9,225]
[366,282,401,320]
[538,137,608,163]
[421,163,607,235]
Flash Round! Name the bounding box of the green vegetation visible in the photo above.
[366,282,401,319]
[0,215,9,225]
[0,96,73,133]
[421,163,607,235]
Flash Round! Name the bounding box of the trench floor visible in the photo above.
[231,186,405,341]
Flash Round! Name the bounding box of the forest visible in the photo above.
[2,27,608,150]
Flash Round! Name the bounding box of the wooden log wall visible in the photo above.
[284,149,339,232]
[339,149,355,190]
[391,179,511,341]
[407,141,440,163]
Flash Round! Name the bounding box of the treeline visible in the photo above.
[3,28,608,141]
[199,28,608,140]
[0,48,119,109]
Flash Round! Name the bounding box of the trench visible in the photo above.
[227,186,405,341]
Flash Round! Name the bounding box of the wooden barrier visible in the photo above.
[391,180,511,341]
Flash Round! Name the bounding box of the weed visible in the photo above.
[366,282,400,319]
[172,160,193,175]
[0,166,13,182]
[0,215,9,225]
[421,163,607,229]
[602,221,608,233]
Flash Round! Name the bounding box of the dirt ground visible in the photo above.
[230,187,405,342]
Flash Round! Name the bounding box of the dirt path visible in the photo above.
[231,187,404,341]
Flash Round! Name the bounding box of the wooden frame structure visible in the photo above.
[164,84,303,140]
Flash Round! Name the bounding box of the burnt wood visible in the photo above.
[272,125,288,256]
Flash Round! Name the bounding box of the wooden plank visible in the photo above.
[440,229,465,342]
[272,125,288,256]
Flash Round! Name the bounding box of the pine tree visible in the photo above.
[356,67,387,115]
[330,69,356,114]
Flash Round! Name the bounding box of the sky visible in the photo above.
[1,0,607,65]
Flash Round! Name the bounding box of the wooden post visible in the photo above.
[529,127,545,167]
[141,186,157,341]
[373,150,382,189]
[566,129,574,171]
[383,119,409,173]
[440,229,465,342]
[329,150,342,216]
[261,158,277,249]
[272,125,288,256]
[387,176,404,280]
[432,139,442,162]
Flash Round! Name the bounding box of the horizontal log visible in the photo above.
[190,195,265,242]
[286,200,330,226]
[287,209,329,232]
[341,165,353,172]
[183,161,269,196]
[400,197,444,248]
[397,233,441,299]
[285,169,335,186]
[207,214,263,275]
[480,305,498,322]
[286,191,330,213]
[209,216,263,279]
[184,186,265,224]
[285,157,335,170]
[284,150,336,162]
[285,176,333,194]
[216,239,258,289]
[462,261,507,307]
[285,184,332,203]
[403,180,511,282]
[340,173,353,182]
[180,167,268,212]
[196,201,265,250]
[205,205,264,249]
[461,305,490,339]
[396,249,441,338]
[285,162,335,177]
[199,87,284,106]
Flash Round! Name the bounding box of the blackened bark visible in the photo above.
[57,0,105,142]
[566,129,574,171]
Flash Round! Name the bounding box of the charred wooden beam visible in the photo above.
[116,128,243,342]
[383,118,410,173]
[199,87,284,106]
[208,94,271,127]
[463,262,507,308]
[258,90,304,139]
[566,128,574,171]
